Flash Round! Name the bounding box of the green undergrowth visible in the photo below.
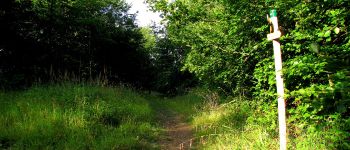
[192,94,346,149]
[192,98,279,149]
[2,84,344,149]
[0,83,160,149]
[144,89,205,123]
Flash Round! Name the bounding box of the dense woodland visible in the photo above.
[0,0,194,93]
[147,0,350,148]
[0,0,350,149]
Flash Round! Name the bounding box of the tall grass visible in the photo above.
[192,98,279,150]
[1,84,333,149]
[191,93,332,150]
[0,83,159,149]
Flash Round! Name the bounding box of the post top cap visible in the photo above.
[270,9,277,17]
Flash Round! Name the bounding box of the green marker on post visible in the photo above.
[270,9,277,18]
[267,9,281,40]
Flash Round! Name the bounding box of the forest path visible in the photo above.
[157,107,193,150]
[147,96,196,150]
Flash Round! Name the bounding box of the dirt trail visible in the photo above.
[157,108,194,150]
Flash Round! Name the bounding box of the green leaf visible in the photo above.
[324,30,331,37]
[317,32,324,38]
[309,42,319,53]
[334,27,340,34]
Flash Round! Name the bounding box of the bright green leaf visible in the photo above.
[324,30,331,37]
[334,27,340,34]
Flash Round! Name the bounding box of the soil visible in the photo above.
[157,109,194,150]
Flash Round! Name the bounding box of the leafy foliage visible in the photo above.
[140,27,197,95]
[148,0,350,148]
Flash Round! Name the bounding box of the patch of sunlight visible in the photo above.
[65,112,87,128]
[201,127,279,150]
[192,108,228,127]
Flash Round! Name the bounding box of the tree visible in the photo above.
[139,27,196,95]
[0,0,153,89]
[147,0,350,148]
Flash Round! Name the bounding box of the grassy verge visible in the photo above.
[192,98,279,149]
[191,94,335,149]
[0,83,160,149]
[1,84,335,149]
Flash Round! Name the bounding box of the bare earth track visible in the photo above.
[157,108,194,150]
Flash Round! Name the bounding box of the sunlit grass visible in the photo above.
[161,92,203,119]
[0,84,333,149]
[0,83,160,149]
[191,95,331,149]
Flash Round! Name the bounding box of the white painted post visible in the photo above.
[267,9,287,150]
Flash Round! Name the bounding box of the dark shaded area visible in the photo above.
[0,0,196,94]
[0,0,142,87]
[100,114,121,127]
[151,37,197,96]
[0,138,15,149]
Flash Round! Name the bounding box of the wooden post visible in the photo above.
[267,9,287,150]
